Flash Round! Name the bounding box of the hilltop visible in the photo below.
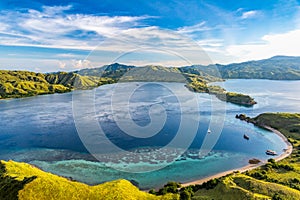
[0,160,177,200]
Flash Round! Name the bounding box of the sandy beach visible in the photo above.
[181,126,293,187]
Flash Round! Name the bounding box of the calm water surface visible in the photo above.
[0,79,299,189]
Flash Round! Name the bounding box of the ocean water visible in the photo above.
[0,80,299,189]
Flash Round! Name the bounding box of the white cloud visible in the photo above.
[56,53,78,58]
[226,29,300,62]
[0,5,211,67]
[0,5,234,67]
[0,5,150,50]
[177,22,211,34]
[71,59,94,69]
[197,39,223,47]
[58,61,66,69]
[241,10,260,19]
[2,4,298,69]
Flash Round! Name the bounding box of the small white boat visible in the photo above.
[207,129,211,134]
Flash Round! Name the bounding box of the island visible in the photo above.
[185,77,256,106]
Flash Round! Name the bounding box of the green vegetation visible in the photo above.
[192,173,300,200]
[181,56,300,80]
[252,113,300,140]
[217,92,256,106]
[153,112,300,199]
[242,113,300,193]
[0,162,36,200]
[186,77,256,106]
[0,70,71,99]
[0,160,178,200]
[0,70,114,99]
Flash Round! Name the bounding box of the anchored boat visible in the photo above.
[266,150,277,156]
[243,134,249,140]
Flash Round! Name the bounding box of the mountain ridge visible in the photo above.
[75,55,300,80]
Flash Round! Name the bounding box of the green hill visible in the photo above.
[181,56,300,80]
[0,70,114,99]
[44,72,105,89]
[75,63,135,79]
[0,70,71,99]
[0,160,178,200]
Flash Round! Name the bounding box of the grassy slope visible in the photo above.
[193,174,300,200]
[244,113,300,195]
[0,160,178,200]
[191,113,300,199]
[0,70,71,99]
[0,70,115,99]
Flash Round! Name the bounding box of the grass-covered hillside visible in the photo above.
[0,160,178,200]
[152,113,300,199]
[0,70,114,99]
[181,56,300,80]
[0,70,71,99]
[252,113,300,140]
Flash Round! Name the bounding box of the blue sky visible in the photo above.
[0,0,300,72]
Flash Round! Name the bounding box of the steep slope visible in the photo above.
[0,160,178,200]
[0,70,71,99]
[0,70,114,99]
[44,72,101,89]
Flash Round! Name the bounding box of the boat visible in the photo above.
[266,150,277,156]
[243,134,249,140]
[207,129,211,134]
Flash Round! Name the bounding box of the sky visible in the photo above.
[0,0,300,72]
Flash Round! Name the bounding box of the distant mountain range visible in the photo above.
[75,55,300,80]
[180,56,300,80]
[1,55,299,100]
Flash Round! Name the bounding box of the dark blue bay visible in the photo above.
[0,80,299,189]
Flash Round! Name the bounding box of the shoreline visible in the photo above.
[181,125,293,187]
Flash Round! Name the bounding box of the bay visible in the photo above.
[0,80,298,189]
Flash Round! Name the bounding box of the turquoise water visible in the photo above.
[0,80,298,189]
